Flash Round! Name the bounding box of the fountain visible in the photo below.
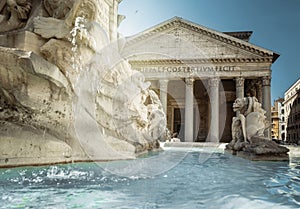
[1,2,300,208]
[0,0,167,167]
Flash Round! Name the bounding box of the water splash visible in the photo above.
[68,16,89,87]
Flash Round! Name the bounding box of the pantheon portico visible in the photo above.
[122,17,279,142]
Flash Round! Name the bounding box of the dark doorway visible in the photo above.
[173,108,185,140]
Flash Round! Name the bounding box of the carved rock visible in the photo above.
[0,121,72,167]
[0,0,167,167]
[225,97,289,161]
[0,0,32,33]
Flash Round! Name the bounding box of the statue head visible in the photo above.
[233,97,248,113]
[233,96,266,116]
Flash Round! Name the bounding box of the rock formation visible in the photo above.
[225,97,289,161]
[0,0,167,167]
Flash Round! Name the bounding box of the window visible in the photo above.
[282,125,285,130]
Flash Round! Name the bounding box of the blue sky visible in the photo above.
[118,0,300,104]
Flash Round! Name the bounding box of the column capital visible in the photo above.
[185,77,194,86]
[255,79,262,87]
[262,76,271,86]
[235,77,245,87]
[208,77,219,87]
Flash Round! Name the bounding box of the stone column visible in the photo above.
[235,77,244,99]
[194,105,200,142]
[184,78,194,142]
[208,78,219,142]
[262,76,271,138]
[159,79,169,113]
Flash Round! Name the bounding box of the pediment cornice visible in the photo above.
[129,57,274,66]
[126,17,279,63]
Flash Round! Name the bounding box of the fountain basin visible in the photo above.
[0,147,299,209]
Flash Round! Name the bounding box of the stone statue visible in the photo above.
[231,97,266,143]
[43,0,73,19]
[0,0,32,32]
[0,0,167,166]
[226,97,289,161]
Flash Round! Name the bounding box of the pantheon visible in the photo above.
[122,17,279,142]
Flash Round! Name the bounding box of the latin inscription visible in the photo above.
[138,66,236,73]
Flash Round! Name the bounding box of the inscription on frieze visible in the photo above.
[137,66,237,73]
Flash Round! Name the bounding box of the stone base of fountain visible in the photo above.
[0,44,164,167]
[0,0,167,168]
[225,136,290,161]
[0,31,46,56]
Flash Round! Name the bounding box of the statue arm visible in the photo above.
[238,114,247,142]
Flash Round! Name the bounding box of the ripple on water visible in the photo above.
[0,151,300,208]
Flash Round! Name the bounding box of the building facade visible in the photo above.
[124,17,279,142]
[271,98,284,140]
[283,78,300,144]
[279,99,286,140]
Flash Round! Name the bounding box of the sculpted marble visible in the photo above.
[0,0,167,167]
[232,97,266,142]
[226,97,289,161]
[0,0,32,32]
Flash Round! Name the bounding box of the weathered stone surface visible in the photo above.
[231,137,289,161]
[226,97,289,161]
[0,0,167,167]
[0,46,85,164]
[0,0,33,33]
[236,151,289,161]
[0,31,46,56]
[0,122,72,167]
[243,137,289,155]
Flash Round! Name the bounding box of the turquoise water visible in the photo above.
[1,149,300,209]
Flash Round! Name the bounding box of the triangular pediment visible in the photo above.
[122,17,279,63]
